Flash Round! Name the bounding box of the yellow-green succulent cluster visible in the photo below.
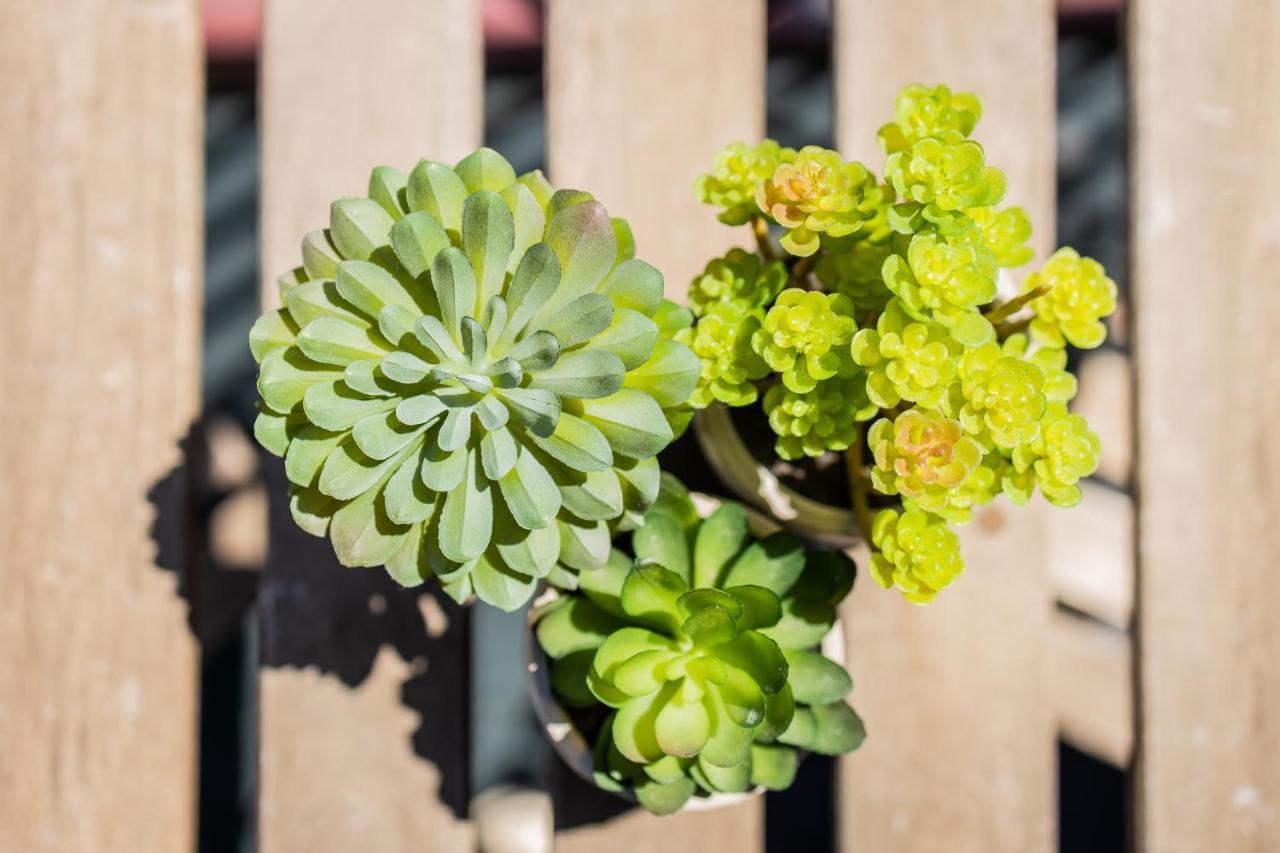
[1005,403,1102,507]
[1022,248,1118,349]
[695,139,797,226]
[755,146,875,256]
[885,137,1007,217]
[752,289,857,393]
[685,83,1111,606]
[954,339,1049,450]
[881,230,998,346]
[877,83,982,153]
[764,375,875,461]
[851,299,962,409]
[870,508,965,604]
[868,409,984,513]
[688,248,787,318]
[968,205,1035,268]
[677,301,769,408]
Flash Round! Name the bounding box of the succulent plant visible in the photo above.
[877,83,982,154]
[869,507,965,604]
[755,146,875,257]
[535,477,862,814]
[250,148,699,610]
[1021,248,1118,349]
[868,408,984,513]
[680,82,1109,605]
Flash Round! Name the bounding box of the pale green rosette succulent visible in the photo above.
[535,477,863,815]
[250,148,700,610]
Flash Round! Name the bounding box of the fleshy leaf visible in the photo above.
[406,159,468,233]
[717,631,789,695]
[529,413,613,472]
[588,307,659,370]
[779,701,866,755]
[536,595,619,660]
[470,551,536,612]
[559,468,625,521]
[632,511,691,584]
[784,649,854,705]
[437,451,493,562]
[655,692,712,758]
[750,744,799,791]
[496,448,561,530]
[329,198,393,261]
[303,381,395,432]
[721,532,806,597]
[390,211,451,279]
[600,258,663,315]
[455,147,517,193]
[461,190,515,308]
[692,502,749,588]
[544,200,617,310]
[329,476,409,567]
[620,563,688,634]
[529,349,624,399]
[296,317,389,366]
[301,230,341,279]
[580,389,673,460]
[432,247,479,342]
[633,776,695,817]
[367,165,408,218]
[258,348,343,414]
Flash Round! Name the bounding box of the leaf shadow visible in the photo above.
[147,418,471,824]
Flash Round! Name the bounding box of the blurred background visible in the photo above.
[196,1,1128,851]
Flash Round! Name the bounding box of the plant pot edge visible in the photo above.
[693,403,864,547]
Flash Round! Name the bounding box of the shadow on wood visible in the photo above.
[147,421,473,830]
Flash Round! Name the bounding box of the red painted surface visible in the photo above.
[201,0,1121,61]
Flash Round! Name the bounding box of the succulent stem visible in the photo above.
[994,316,1032,340]
[751,215,779,262]
[787,254,817,290]
[983,282,1051,325]
[847,425,876,545]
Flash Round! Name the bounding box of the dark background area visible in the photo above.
[196,2,1128,850]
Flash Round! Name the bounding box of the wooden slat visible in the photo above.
[258,2,481,850]
[545,1,766,845]
[1051,610,1133,767]
[833,2,1057,850]
[1072,349,1133,487]
[546,0,764,303]
[0,2,202,850]
[1130,2,1280,850]
[1047,481,1133,630]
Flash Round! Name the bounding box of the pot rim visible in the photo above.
[524,491,847,813]
[693,403,864,547]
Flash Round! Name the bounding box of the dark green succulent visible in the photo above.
[249,148,700,610]
[535,476,864,814]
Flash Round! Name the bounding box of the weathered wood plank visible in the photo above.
[1072,349,1132,487]
[258,2,481,850]
[1130,2,1280,849]
[834,2,1057,850]
[546,0,765,303]
[1051,610,1132,767]
[545,0,766,845]
[1047,481,1133,630]
[0,2,202,850]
